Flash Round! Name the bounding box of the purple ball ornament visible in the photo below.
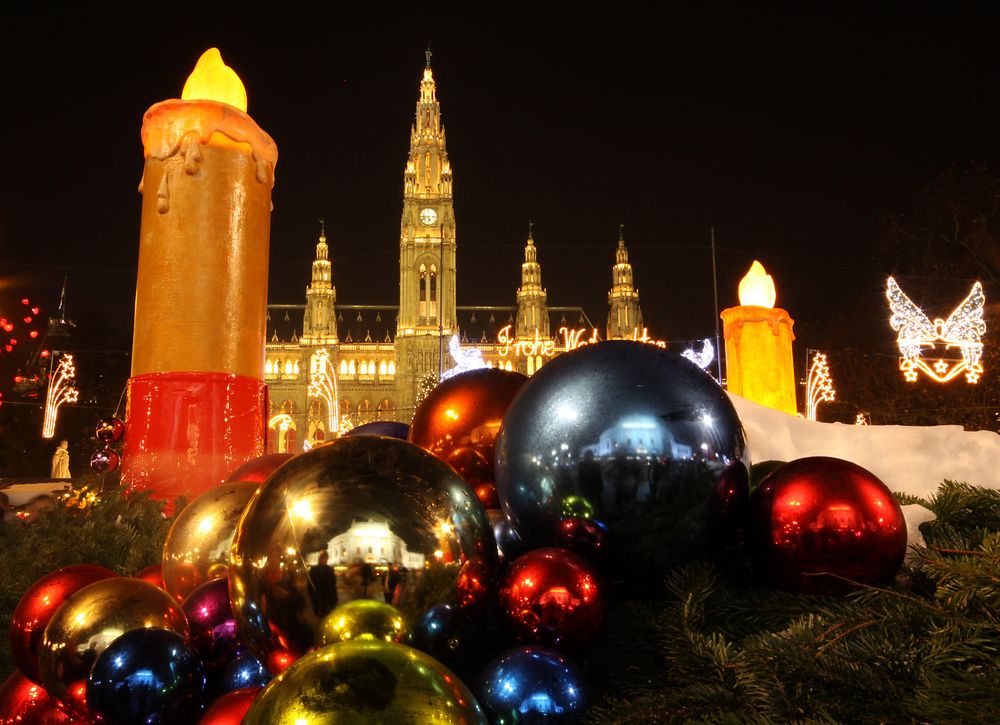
[89,447,119,474]
[182,578,241,676]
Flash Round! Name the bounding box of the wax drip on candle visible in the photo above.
[183,136,203,175]
[157,172,169,214]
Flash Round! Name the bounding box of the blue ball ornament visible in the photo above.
[476,646,589,724]
[86,628,205,725]
[344,420,410,440]
[219,649,272,693]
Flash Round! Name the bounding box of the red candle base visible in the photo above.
[122,372,267,507]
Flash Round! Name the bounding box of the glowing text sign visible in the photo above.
[497,325,665,359]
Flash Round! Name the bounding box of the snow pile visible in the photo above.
[727,393,1000,497]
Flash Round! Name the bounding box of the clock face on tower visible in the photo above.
[419,208,438,226]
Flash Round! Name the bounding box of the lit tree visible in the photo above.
[42,354,79,438]
[805,351,836,421]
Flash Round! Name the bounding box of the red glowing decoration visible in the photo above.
[500,547,605,651]
[13,376,23,384]
[408,368,527,490]
[20,298,29,306]
[747,456,907,594]
[23,317,32,324]
[40,350,50,358]
[198,687,262,725]
[31,307,40,315]
[0,671,81,724]
[10,565,117,683]
[29,331,38,339]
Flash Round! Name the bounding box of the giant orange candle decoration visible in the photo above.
[122,49,277,503]
[720,261,797,415]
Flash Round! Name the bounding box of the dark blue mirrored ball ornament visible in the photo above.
[86,627,205,725]
[219,650,272,693]
[476,645,589,724]
[495,342,749,590]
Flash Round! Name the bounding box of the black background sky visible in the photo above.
[2,5,998,366]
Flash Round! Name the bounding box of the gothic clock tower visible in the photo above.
[396,49,457,416]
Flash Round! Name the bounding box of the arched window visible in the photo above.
[358,399,373,424]
[360,360,368,376]
[387,360,396,376]
[527,356,535,375]
[293,360,300,374]
[340,360,348,375]
[429,264,438,320]
[348,360,356,375]
[379,360,387,376]
[284,360,293,375]
[265,360,273,375]
[535,355,543,373]
[419,264,427,321]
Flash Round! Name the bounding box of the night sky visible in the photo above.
[2,7,998,363]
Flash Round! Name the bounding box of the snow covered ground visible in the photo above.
[727,393,1000,497]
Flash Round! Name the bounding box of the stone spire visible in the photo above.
[516,222,549,339]
[302,220,337,343]
[606,224,643,340]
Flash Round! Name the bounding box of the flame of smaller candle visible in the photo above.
[738,260,777,308]
[181,48,248,112]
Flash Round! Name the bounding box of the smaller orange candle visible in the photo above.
[720,261,797,415]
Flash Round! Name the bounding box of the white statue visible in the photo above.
[50,440,71,479]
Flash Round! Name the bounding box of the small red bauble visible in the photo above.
[132,563,165,589]
[0,671,82,724]
[10,565,117,683]
[747,456,907,594]
[555,518,608,563]
[226,453,294,483]
[197,687,261,725]
[500,547,605,651]
[409,368,527,489]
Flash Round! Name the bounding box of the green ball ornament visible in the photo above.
[244,640,487,724]
[318,599,408,645]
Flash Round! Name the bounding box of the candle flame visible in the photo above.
[738,260,776,308]
[181,48,247,112]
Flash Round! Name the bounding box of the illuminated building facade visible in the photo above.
[264,54,651,452]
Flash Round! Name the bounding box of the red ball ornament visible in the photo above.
[95,418,125,444]
[225,453,294,483]
[10,565,117,683]
[89,448,119,474]
[409,368,527,489]
[132,563,165,589]
[500,547,605,651]
[747,456,907,594]
[198,687,261,725]
[0,671,82,724]
[555,518,608,562]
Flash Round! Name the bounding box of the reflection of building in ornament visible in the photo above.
[327,519,425,569]
[586,418,693,460]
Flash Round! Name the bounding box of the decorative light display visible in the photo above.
[681,339,715,370]
[886,277,986,384]
[855,412,869,426]
[42,354,79,439]
[307,349,339,436]
[805,351,836,421]
[441,335,488,381]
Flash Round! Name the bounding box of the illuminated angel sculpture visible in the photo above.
[886,277,986,383]
[681,338,715,370]
[441,335,488,381]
